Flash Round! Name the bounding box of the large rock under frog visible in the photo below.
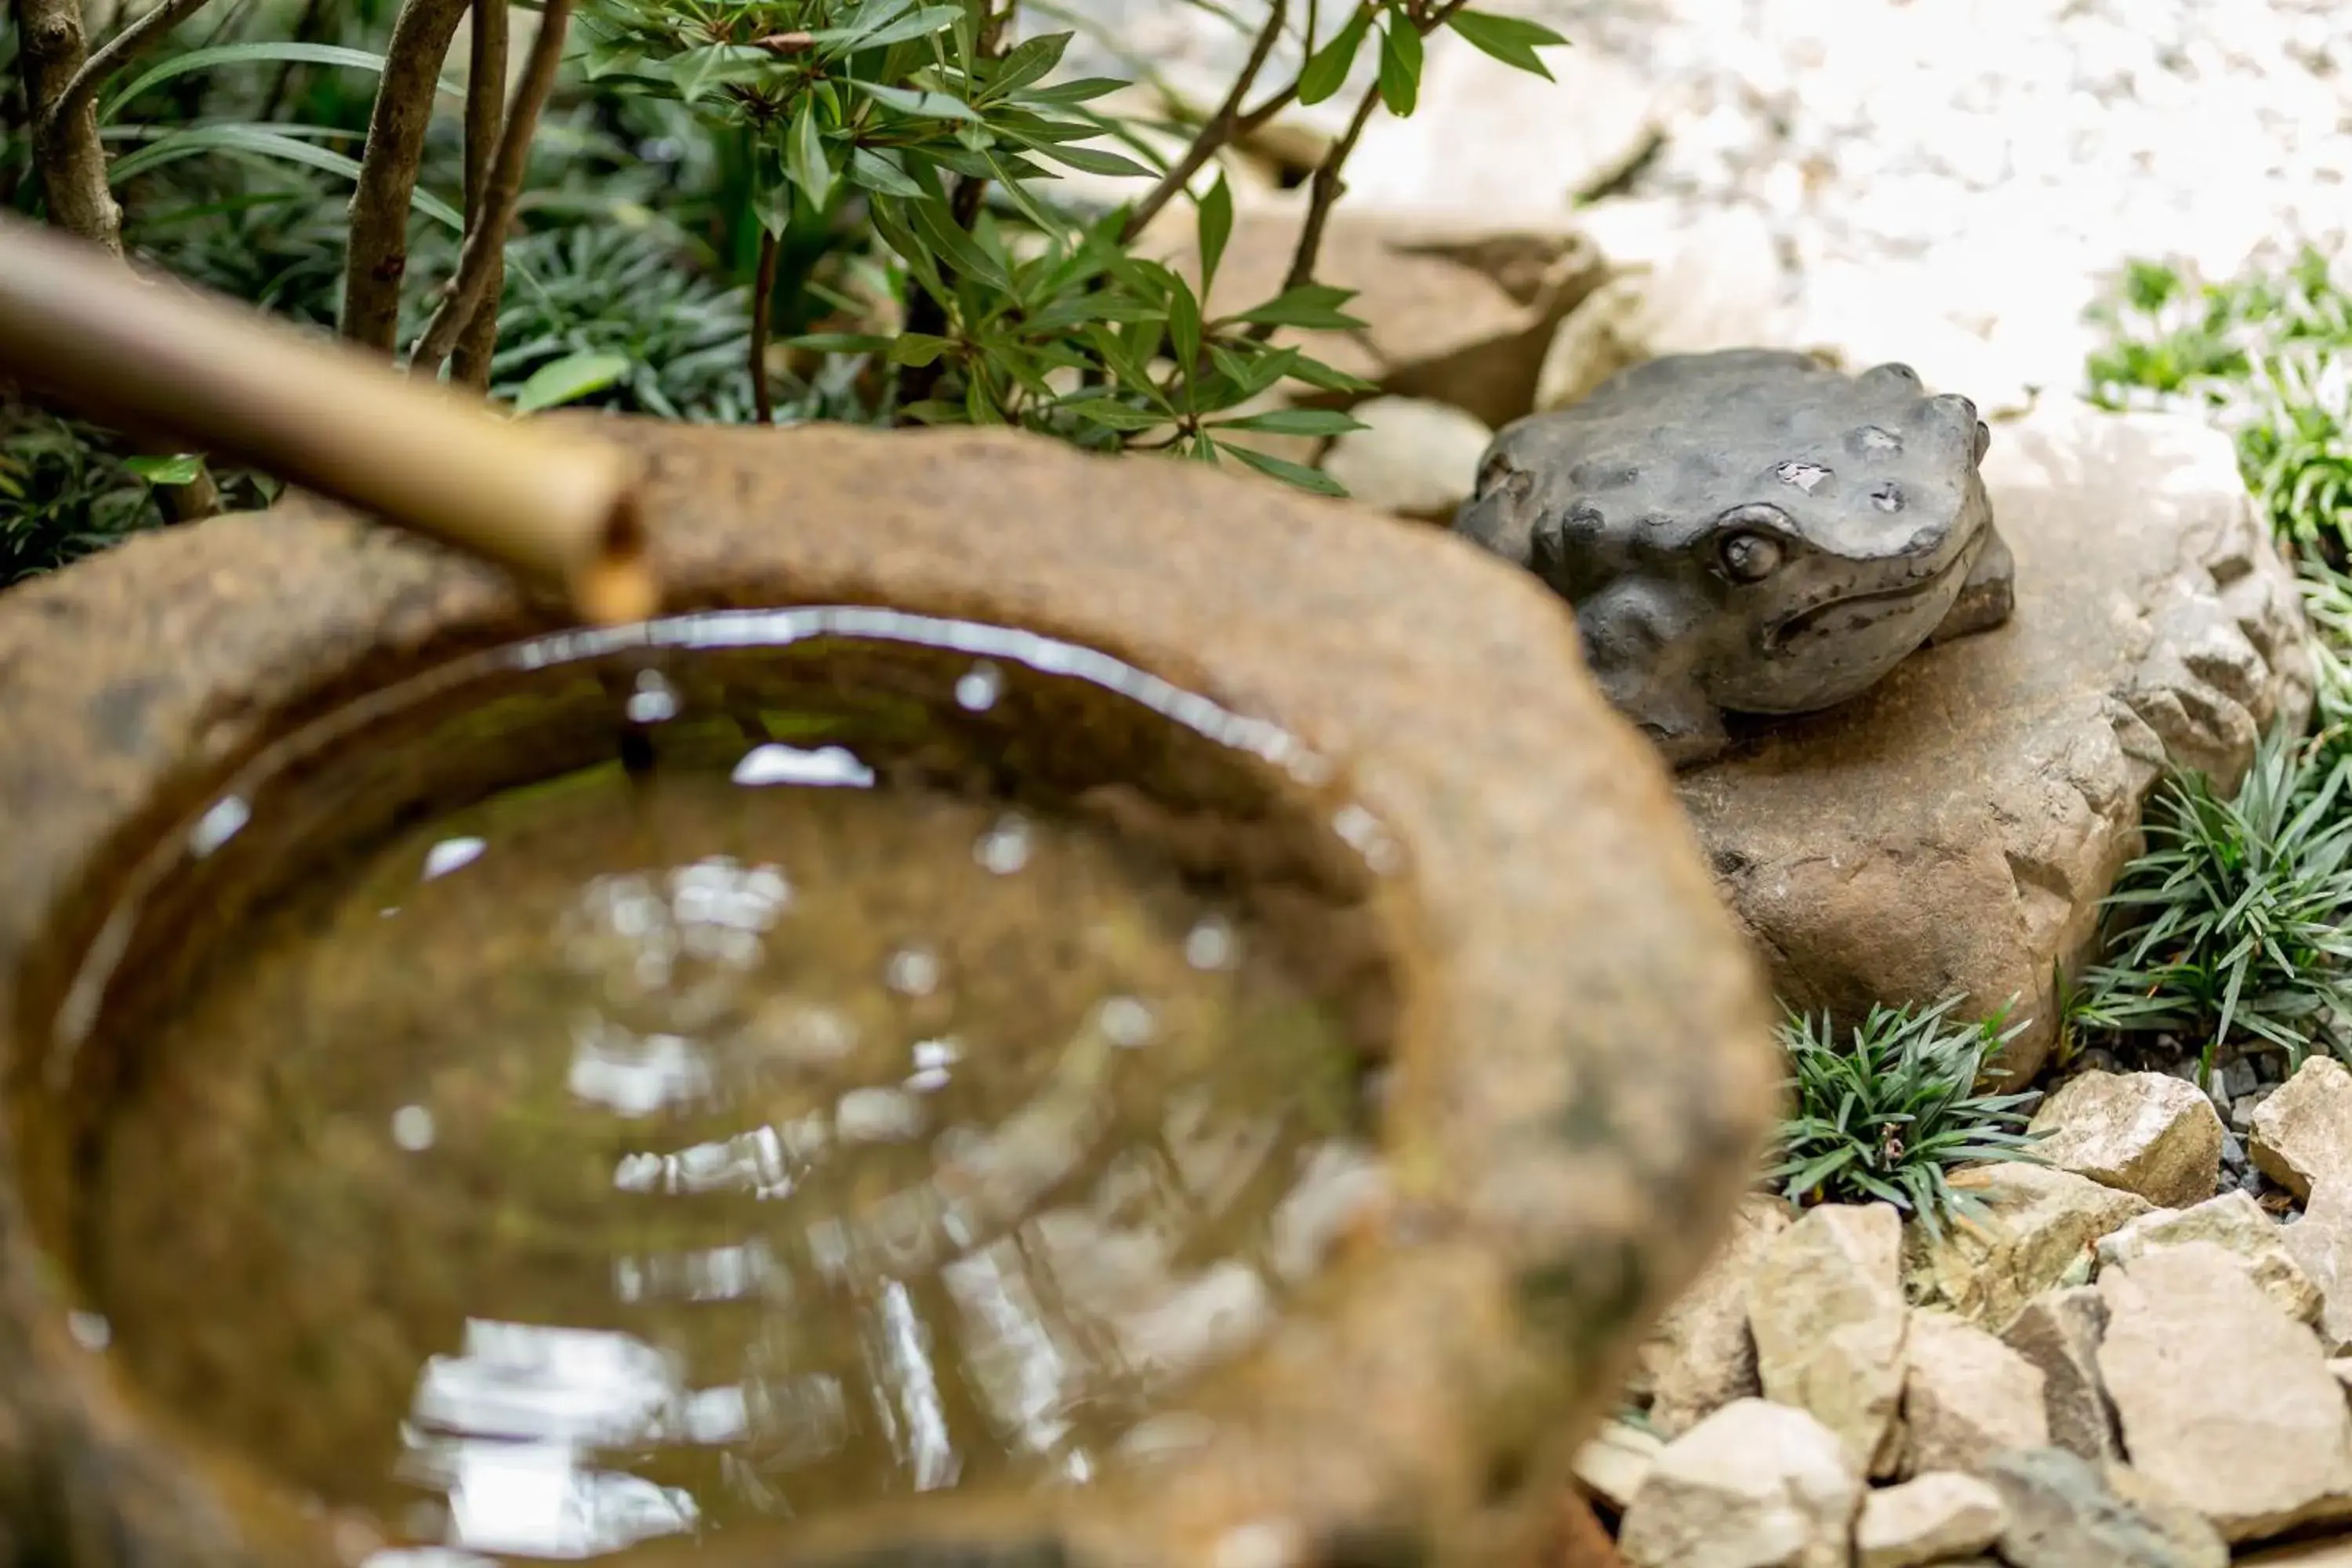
[1451,348,2016,768]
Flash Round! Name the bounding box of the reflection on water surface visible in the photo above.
[56,621,1388,1564]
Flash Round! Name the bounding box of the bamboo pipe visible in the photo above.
[0,209,658,625]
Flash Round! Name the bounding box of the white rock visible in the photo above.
[1341,34,1663,226]
[2095,1190,2322,1327]
[1998,1286,2122,1463]
[1320,398,1494,524]
[1788,263,2038,419]
[1617,1398,1862,1568]
[1751,1203,1911,1477]
[1534,204,1793,412]
[2285,1178,2352,1356]
[1856,1472,2006,1568]
[1571,1418,1660,1514]
[1900,1308,2049,1477]
[1640,1194,1797,1438]
[1904,1164,2154,1331]
[2098,1240,2352,1542]
[2029,1069,2226,1209]
[1985,1447,2227,1568]
[2253,1058,2352,1203]
[1688,406,2312,1094]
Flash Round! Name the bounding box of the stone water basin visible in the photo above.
[44,612,1392,1563]
[0,420,1780,1568]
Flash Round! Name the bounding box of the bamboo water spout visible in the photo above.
[0,210,657,625]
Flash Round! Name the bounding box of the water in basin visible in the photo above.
[24,609,1396,1563]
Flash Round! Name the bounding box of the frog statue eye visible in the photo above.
[1719,531,1784,583]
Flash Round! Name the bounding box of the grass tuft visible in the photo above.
[1770,996,2043,1240]
[2071,727,2352,1080]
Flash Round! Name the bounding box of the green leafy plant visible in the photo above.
[570,0,1568,480]
[0,412,162,584]
[0,406,273,582]
[2085,249,2352,567]
[1770,995,2043,1238]
[5,0,1573,566]
[477,221,763,419]
[126,161,365,327]
[2071,726,2352,1076]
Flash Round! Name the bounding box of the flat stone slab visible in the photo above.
[1678,403,2312,1082]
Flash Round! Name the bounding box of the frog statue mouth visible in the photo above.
[1758,525,1985,656]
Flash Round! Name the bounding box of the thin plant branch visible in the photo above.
[1120,0,1283,244]
[14,0,124,254]
[340,0,471,352]
[450,0,509,389]
[408,0,572,378]
[1239,0,1470,340]
[13,0,221,517]
[750,227,780,424]
[893,0,1011,414]
[39,0,214,137]
[1276,70,1381,294]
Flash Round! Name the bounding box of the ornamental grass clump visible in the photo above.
[2071,727,2352,1078]
[1771,995,2043,1239]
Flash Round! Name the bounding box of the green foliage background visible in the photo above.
[2,0,1570,582]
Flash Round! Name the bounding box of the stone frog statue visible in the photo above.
[1451,348,2015,768]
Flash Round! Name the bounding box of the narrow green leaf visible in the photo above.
[983,151,1071,237]
[848,147,926,197]
[986,31,1073,98]
[1285,352,1381,395]
[1196,173,1234,297]
[907,194,1010,292]
[1233,282,1368,332]
[886,332,956,367]
[123,453,205,485]
[101,42,391,123]
[511,351,633,414]
[844,0,918,33]
[848,79,982,122]
[1220,441,1349,496]
[1210,407,1365,438]
[1052,397,1167,433]
[1444,10,1570,80]
[808,3,959,53]
[788,95,833,209]
[1032,141,1156,179]
[1018,74,1130,106]
[867,196,954,302]
[1298,5,1371,107]
[106,125,466,231]
[1168,280,1203,397]
[1377,19,1423,117]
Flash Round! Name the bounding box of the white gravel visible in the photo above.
[1508,0,2352,390]
[1054,0,2351,399]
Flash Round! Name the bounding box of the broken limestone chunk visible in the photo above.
[1751,1202,1909,1476]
